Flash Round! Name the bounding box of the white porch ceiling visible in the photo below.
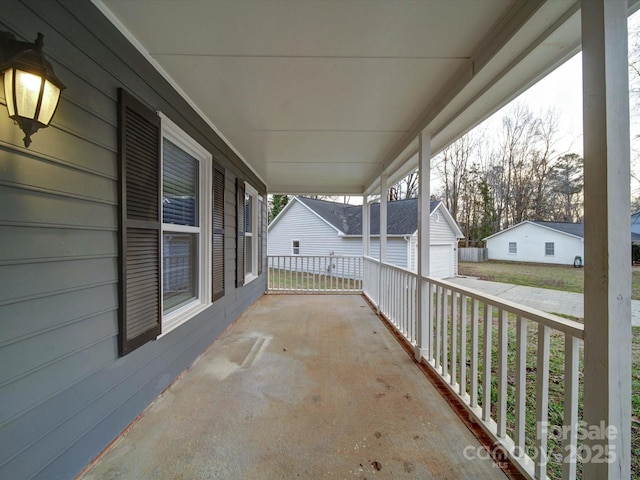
[98,0,582,194]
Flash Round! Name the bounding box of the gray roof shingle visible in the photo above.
[295,196,438,235]
[532,221,584,238]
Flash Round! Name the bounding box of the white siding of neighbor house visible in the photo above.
[486,223,584,265]
[409,205,459,278]
[268,201,342,256]
[267,201,411,268]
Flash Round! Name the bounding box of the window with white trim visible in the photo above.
[244,182,259,281]
[161,114,211,332]
[545,242,555,256]
[292,239,300,255]
[509,242,517,254]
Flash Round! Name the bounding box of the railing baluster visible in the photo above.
[497,309,508,438]
[459,294,467,396]
[563,334,579,480]
[515,316,527,458]
[451,291,458,387]
[428,282,435,363]
[482,303,492,422]
[442,287,449,379]
[535,325,550,480]
[471,298,479,408]
[435,286,442,370]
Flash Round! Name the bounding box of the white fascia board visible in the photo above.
[92,0,266,188]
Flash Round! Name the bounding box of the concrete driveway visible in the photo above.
[450,277,640,327]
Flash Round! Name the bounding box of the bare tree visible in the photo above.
[388,170,418,201]
[436,132,481,221]
[548,153,583,222]
[491,103,560,227]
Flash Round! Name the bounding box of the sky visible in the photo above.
[483,9,640,196]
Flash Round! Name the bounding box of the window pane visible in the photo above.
[163,138,199,226]
[245,193,253,232]
[245,235,253,275]
[545,242,554,255]
[509,242,517,254]
[163,233,197,311]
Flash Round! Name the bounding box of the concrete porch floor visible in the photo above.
[80,295,509,479]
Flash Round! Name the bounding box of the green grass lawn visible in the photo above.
[459,260,640,300]
[455,261,639,478]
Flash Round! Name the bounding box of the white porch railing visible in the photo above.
[267,255,363,293]
[363,256,585,480]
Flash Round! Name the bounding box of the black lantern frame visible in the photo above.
[0,31,65,147]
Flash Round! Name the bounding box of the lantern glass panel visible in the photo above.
[14,70,42,119]
[37,79,61,125]
[3,68,15,117]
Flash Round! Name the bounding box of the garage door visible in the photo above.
[429,245,452,279]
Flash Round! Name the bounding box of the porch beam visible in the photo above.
[415,133,431,361]
[581,1,631,479]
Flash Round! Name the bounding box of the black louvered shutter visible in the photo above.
[258,195,265,275]
[212,165,225,301]
[118,89,161,356]
[236,178,245,288]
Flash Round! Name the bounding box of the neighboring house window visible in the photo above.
[244,182,259,281]
[509,242,517,254]
[545,242,555,256]
[292,240,300,255]
[161,114,212,333]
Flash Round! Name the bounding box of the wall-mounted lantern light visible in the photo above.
[0,31,65,148]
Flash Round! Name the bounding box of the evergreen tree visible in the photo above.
[269,195,289,223]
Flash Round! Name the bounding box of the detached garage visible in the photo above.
[269,197,463,279]
[429,245,455,279]
[485,221,584,265]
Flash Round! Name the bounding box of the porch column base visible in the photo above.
[414,346,427,363]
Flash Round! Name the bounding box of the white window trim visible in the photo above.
[159,113,212,335]
[508,242,517,254]
[292,239,300,255]
[545,242,555,256]
[244,182,259,284]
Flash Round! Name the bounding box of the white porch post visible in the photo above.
[362,195,370,257]
[380,174,388,263]
[581,1,631,478]
[415,132,431,362]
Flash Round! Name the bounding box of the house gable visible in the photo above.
[267,200,344,256]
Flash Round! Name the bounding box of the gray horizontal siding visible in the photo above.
[0,1,267,479]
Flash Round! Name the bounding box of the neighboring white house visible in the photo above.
[484,221,584,265]
[268,196,463,279]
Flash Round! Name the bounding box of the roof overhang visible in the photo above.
[95,0,637,194]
